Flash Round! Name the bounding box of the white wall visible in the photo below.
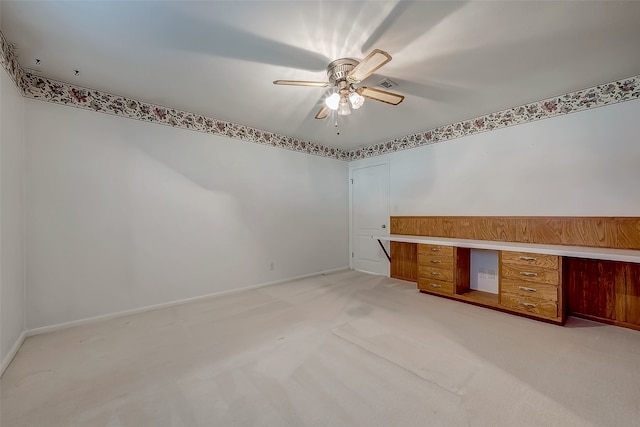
[351,99,640,216]
[0,58,26,370]
[25,100,349,329]
[17,79,640,331]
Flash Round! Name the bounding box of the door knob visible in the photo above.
[381,224,386,229]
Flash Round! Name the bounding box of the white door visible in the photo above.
[351,163,390,275]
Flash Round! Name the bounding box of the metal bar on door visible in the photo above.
[377,239,391,262]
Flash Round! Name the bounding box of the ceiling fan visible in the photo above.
[273,49,404,119]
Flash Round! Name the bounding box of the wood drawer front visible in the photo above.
[418,278,454,295]
[418,266,454,282]
[501,263,559,286]
[418,244,454,257]
[501,251,559,269]
[500,292,558,319]
[501,278,558,302]
[418,256,454,269]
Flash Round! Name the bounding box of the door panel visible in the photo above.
[352,163,389,275]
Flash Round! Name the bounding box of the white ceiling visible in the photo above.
[2,1,640,150]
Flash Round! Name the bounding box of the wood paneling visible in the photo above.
[390,242,417,282]
[390,216,640,250]
[567,258,640,329]
[561,217,614,248]
[618,219,640,250]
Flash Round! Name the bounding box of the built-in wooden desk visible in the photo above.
[375,235,640,263]
[373,233,640,330]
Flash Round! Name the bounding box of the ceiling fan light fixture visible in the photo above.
[325,92,340,110]
[349,91,365,109]
[273,48,402,121]
[338,97,351,116]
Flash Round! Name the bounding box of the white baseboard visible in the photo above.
[353,268,388,276]
[1,330,27,378]
[27,267,350,337]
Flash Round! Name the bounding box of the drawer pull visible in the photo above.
[518,286,537,293]
[430,283,442,289]
[430,271,441,276]
[519,271,538,277]
[431,248,441,252]
[430,260,442,264]
[518,256,538,262]
[518,301,537,308]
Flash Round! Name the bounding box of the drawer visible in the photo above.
[500,292,558,319]
[418,244,454,257]
[501,263,559,286]
[501,251,559,269]
[501,278,558,301]
[418,265,454,282]
[418,278,453,295]
[418,256,454,269]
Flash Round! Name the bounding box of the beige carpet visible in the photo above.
[2,270,639,426]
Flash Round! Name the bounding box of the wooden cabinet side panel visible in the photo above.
[582,260,606,318]
[567,258,626,321]
[624,264,640,325]
[558,257,567,322]
[595,261,621,320]
[567,258,595,316]
[390,241,417,282]
[454,247,471,294]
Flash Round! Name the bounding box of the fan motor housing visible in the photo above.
[327,58,359,85]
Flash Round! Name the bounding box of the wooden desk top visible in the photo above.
[373,234,640,264]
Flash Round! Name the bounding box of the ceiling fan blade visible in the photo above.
[315,106,330,119]
[357,87,405,105]
[348,49,392,83]
[273,80,330,87]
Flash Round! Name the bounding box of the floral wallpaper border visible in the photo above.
[348,75,640,161]
[0,30,25,91]
[1,32,348,161]
[21,72,349,160]
[2,30,639,162]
